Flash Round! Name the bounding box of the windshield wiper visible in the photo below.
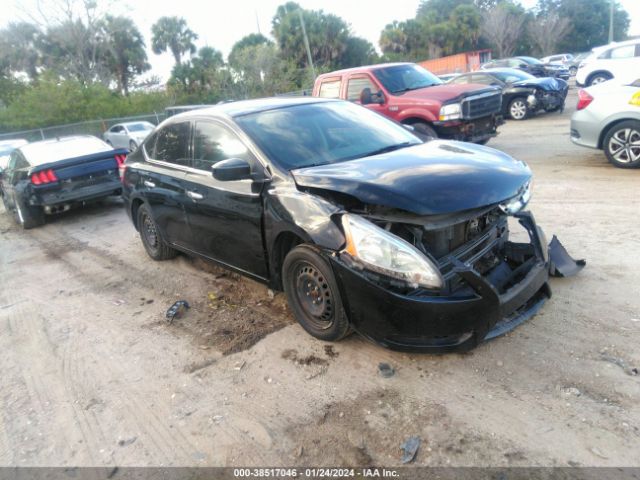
[339,142,418,161]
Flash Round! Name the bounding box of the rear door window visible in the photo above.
[151,122,191,166]
[318,79,341,99]
[346,76,378,102]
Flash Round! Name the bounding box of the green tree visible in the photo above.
[100,15,150,95]
[0,23,41,81]
[228,33,273,66]
[536,0,629,52]
[151,16,198,66]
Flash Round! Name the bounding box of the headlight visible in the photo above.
[500,181,532,214]
[439,103,461,121]
[341,214,443,290]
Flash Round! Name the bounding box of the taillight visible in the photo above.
[31,169,58,185]
[577,89,594,110]
[115,153,128,181]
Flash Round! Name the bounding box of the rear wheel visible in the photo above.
[603,120,640,168]
[588,72,612,86]
[282,245,351,342]
[136,203,177,260]
[508,97,529,120]
[12,193,44,229]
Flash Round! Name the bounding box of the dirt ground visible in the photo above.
[1,86,639,468]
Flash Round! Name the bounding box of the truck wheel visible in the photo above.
[508,98,529,120]
[282,245,351,342]
[410,122,437,142]
[603,120,640,168]
[137,203,178,260]
[13,193,45,229]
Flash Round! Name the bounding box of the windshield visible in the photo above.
[126,122,154,132]
[234,101,421,170]
[518,56,543,65]
[373,64,442,94]
[492,69,535,83]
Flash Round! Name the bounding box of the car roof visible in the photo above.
[0,139,28,149]
[117,121,153,127]
[19,135,112,165]
[315,62,413,79]
[169,96,340,120]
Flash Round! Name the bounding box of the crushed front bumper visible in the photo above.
[330,212,582,353]
[434,114,504,143]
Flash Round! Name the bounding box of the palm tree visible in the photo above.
[151,16,198,66]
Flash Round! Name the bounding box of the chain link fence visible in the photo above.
[0,112,167,143]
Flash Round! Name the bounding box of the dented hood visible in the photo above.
[291,141,531,216]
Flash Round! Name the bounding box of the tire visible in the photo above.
[12,193,44,229]
[129,140,137,152]
[569,66,577,76]
[409,122,438,142]
[136,203,177,260]
[588,72,612,86]
[476,139,490,145]
[508,97,529,120]
[603,120,640,168]
[282,245,351,342]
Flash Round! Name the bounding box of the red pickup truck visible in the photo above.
[313,63,504,144]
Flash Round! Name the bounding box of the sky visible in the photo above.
[3,0,640,82]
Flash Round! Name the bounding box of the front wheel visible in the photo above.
[410,122,438,142]
[588,72,612,86]
[282,245,351,342]
[603,120,640,168]
[136,203,177,260]
[508,97,529,120]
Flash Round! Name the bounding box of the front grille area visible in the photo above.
[461,92,502,120]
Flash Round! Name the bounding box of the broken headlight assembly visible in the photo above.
[340,214,444,290]
[500,181,532,215]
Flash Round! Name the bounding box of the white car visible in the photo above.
[570,79,640,168]
[541,53,574,65]
[103,121,155,151]
[0,139,28,170]
[576,39,640,87]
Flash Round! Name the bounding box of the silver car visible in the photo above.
[103,121,155,151]
[0,139,28,171]
[571,79,640,168]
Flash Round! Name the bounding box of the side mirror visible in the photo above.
[212,158,251,181]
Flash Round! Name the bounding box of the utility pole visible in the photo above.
[255,10,261,35]
[608,0,614,43]
[298,9,316,82]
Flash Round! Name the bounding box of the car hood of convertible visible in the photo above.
[291,140,532,216]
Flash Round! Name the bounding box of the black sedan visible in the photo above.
[0,135,127,228]
[482,57,570,80]
[121,97,582,352]
[450,68,569,120]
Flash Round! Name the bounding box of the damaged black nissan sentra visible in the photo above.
[122,97,583,352]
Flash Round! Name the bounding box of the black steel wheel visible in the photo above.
[282,245,351,341]
[136,203,177,260]
[603,120,640,168]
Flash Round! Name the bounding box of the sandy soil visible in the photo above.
[1,87,639,468]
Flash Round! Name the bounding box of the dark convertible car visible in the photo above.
[450,68,569,120]
[122,97,582,352]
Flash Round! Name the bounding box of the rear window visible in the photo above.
[318,80,341,99]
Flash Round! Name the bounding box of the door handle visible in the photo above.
[187,190,204,200]
[143,180,156,188]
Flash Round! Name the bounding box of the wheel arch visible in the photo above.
[269,230,307,290]
[130,197,145,230]
[586,70,612,86]
[598,118,637,149]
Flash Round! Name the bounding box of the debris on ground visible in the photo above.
[324,345,339,358]
[548,235,586,278]
[117,436,137,447]
[166,300,190,324]
[378,363,395,378]
[400,436,421,463]
[600,354,638,376]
